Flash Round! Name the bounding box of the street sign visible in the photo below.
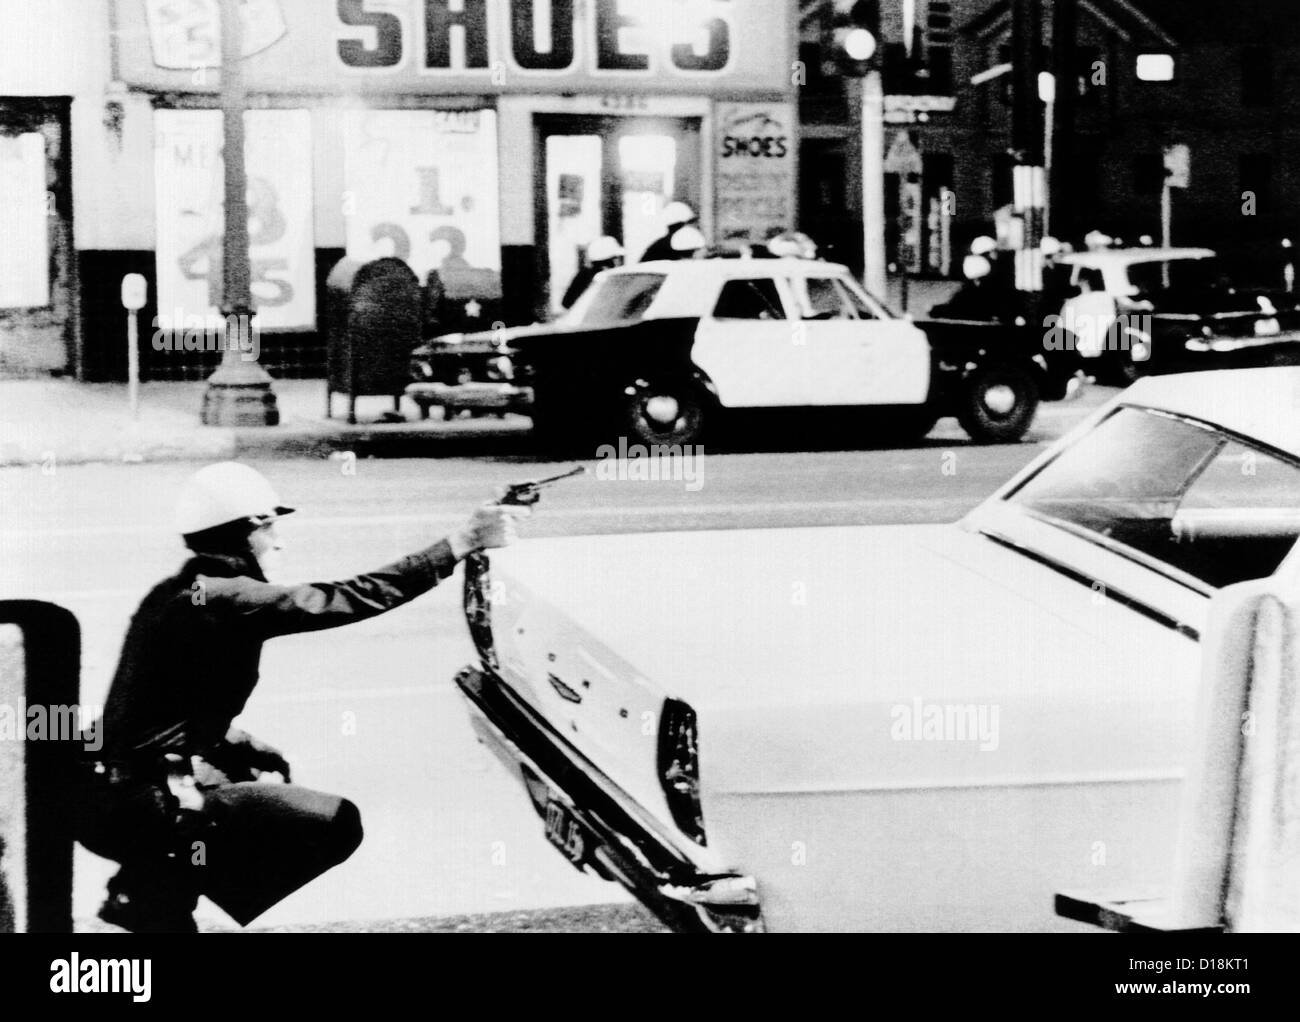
[1164,144,1191,189]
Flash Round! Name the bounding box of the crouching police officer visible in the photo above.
[75,461,527,932]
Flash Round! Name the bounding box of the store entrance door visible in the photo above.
[535,115,701,318]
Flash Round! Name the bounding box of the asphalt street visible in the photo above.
[1,392,1114,932]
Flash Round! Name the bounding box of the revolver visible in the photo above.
[465,465,586,580]
[495,464,587,507]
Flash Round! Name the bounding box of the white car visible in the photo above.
[1054,247,1300,381]
[410,257,1077,445]
[454,367,1300,931]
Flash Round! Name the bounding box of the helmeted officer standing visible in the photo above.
[560,235,624,310]
[76,462,527,932]
[640,201,699,262]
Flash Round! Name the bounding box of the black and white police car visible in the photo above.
[407,256,1083,446]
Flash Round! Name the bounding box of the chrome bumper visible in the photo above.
[1184,332,1300,353]
[454,664,765,933]
[405,381,534,411]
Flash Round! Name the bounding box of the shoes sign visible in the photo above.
[118,0,792,95]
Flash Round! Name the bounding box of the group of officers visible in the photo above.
[928,232,1079,328]
[560,201,819,310]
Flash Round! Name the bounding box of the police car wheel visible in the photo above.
[622,380,707,447]
[956,364,1040,444]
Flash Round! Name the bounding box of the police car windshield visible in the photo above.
[566,272,665,327]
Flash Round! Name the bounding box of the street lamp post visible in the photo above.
[861,67,888,300]
[200,0,279,427]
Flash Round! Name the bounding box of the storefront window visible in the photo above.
[0,132,50,309]
[618,133,677,263]
[546,134,603,317]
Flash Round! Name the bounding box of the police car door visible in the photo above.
[691,275,807,407]
[790,272,930,406]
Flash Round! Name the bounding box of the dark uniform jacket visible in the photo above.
[95,540,458,771]
[641,230,692,263]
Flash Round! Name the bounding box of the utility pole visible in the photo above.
[825,1,885,297]
[861,68,888,299]
[1051,0,1077,244]
[1010,0,1045,292]
[201,0,279,427]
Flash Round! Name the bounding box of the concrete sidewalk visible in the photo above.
[1,350,1106,469]
[0,377,532,468]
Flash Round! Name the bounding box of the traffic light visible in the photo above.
[823,0,881,77]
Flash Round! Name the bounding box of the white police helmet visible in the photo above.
[175,462,294,535]
[969,235,998,256]
[669,224,706,253]
[1040,235,1063,257]
[586,236,624,263]
[766,230,819,259]
[662,201,697,228]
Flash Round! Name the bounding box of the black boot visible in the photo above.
[98,866,199,934]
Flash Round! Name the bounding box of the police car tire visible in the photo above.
[621,379,707,447]
[956,364,1039,444]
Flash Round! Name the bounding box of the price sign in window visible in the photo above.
[342,109,502,299]
[154,108,316,329]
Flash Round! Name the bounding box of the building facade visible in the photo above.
[2,0,796,381]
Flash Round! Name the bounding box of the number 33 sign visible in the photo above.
[155,108,316,329]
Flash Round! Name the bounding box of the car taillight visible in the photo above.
[463,554,497,669]
[658,698,706,846]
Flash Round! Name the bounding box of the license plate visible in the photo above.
[1255,317,1280,336]
[544,799,589,869]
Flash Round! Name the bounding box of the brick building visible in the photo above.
[798,0,1300,287]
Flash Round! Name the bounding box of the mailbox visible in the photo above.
[325,257,422,424]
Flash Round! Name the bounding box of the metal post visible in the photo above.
[126,310,139,420]
[200,0,279,427]
[1011,0,1044,292]
[1161,182,1173,288]
[1051,0,1077,243]
[861,69,887,300]
[1043,88,1054,238]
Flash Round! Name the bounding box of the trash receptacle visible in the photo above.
[325,256,422,424]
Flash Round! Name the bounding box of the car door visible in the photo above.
[690,275,807,407]
[787,273,931,406]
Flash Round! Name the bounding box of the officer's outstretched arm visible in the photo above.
[207,540,458,638]
[205,503,526,638]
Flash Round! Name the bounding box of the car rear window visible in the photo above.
[569,272,665,326]
[1005,406,1300,588]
